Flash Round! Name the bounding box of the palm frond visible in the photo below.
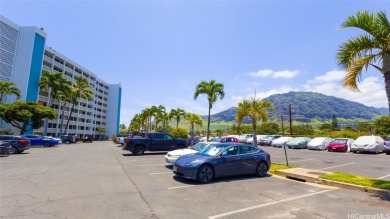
[342,54,377,91]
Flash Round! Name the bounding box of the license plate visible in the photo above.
[173,166,177,172]
[332,147,336,150]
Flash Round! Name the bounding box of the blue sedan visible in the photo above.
[22,134,59,147]
[173,143,271,183]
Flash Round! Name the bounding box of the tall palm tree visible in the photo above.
[141,108,152,133]
[336,10,390,116]
[151,105,166,131]
[236,97,274,146]
[194,80,225,141]
[129,114,142,132]
[64,76,93,135]
[58,79,72,135]
[39,70,68,135]
[185,113,203,146]
[169,108,186,129]
[0,81,21,103]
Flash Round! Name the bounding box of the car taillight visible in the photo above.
[18,139,28,144]
[124,138,129,144]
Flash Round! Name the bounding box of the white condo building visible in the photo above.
[0,15,121,138]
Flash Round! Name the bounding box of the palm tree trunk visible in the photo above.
[385,72,390,116]
[59,100,67,135]
[207,103,211,141]
[190,124,195,146]
[252,120,257,146]
[65,103,75,135]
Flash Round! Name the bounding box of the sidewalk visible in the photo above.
[276,168,390,197]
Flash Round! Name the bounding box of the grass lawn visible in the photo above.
[269,163,295,174]
[319,172,390,191]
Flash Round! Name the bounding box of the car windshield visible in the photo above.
[386,137,390,141]
[198,144,227,156]
[264,135,273,140]
[332,139,347,143]
[191,143,210,151]
[310,138,325,143]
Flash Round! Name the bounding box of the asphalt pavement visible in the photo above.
[1,141,389,219]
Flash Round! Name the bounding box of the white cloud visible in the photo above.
[249,69,273,77]
[249,69,299,79]
[304,75,387,108]
[308,70,345,84]
[273,70,299,78]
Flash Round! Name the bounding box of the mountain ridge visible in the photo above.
[202,91,388,123]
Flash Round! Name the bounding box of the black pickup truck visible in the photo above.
[122,132,188,155]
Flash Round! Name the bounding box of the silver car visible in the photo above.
[307,137,332,150]
[350,136,386,154]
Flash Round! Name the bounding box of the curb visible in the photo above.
[275,168,390,197]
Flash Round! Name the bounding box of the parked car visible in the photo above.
[82,134,93,143]
[22,134,58,147]
[247,135,266,145]
[307,137,332,150]
[286,137,312,149]
[259,135,282,146]
[271,137,294,148]
[45,136,62,144]
[58,135,76,144]
[0,141,11,155]
[238,134,253,143]
[173,143,271,183]
[187,136,201,146]
[350,136,386,154]
[385,136,390,155]
[165,142,218,164]
[115,135,127,145]
[208,136,221,142]
[0,135,31,154]
[220,136,239,143]
[327,138,354,152]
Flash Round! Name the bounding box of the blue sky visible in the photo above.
[2,0,388,126]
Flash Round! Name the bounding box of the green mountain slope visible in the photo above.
[203,91,387,123]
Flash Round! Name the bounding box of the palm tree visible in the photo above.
[39,70,68,135]
[194,80,225,141]
[129,114,142,132]
[336,10,390,116]
[64,76,93,135]
[151,105,166,131]
[185,113,203,146]
[236,97,274,146]
[0,81,21,103]
[141,108,152,133]
[169,108,186,129]
[57,78,72,135]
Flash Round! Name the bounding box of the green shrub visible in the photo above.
[112,134,117,143]
[170,128,189,139]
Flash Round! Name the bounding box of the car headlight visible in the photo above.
[185,159,200,166]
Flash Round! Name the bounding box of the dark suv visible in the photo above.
[82,134,93,143]
[0,135,31,154]
[58,135,75,144]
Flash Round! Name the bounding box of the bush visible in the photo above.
[112,134,117,143]
[170,128,189,139]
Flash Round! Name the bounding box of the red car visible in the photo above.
[220,136,239,143]
[327,138,354,152]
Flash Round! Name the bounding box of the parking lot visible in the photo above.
[1,141,389,219]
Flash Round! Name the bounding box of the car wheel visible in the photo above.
[256,162,268,177]
[133,146,145,155]
[9,147,18,154]
[197,165,214,184]
[44,142,51,147]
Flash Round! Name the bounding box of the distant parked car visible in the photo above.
[82,134,94,143]
[247,135,266,145]
[327,138,354,152]
[287,137,312,149]
[238,134,253,143]
[208,136,221,142]
[351,136,386,154]
[0,141,11,155]
[173,143,271,183]
[0,135,31,154]
[115,135,127,145]
[272,137,294,148]
[385,136,390,155]
[165,142,218,164]
[259,135,282,146]
[220,136,239,143]
[58,135,75,144]
[22,134,58,147]
[307,137,332,150]
[45,136,62,144]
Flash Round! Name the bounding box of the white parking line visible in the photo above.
[138,164,167,167]
[208,190,332,219]
[284,158,315,163]
[128,158,163,162]
[377,173,390,179]
[315,163,355,171]
[168,185,196,190]
[149,172,172,175]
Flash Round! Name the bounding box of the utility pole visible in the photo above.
[281,114,284,135]
[289,104,292,135]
